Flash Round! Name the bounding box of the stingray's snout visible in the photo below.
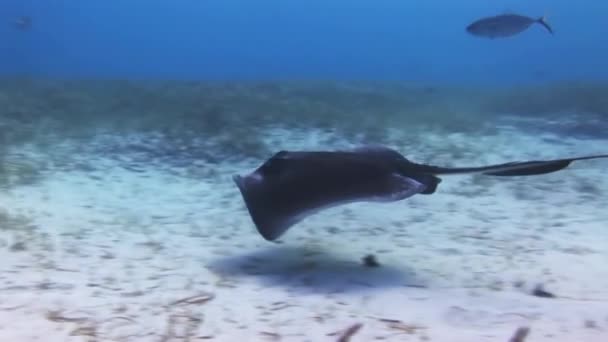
[233,172,264,191]
[232,174,251,203]
[232,174,243,187]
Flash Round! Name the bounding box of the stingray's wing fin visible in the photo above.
[233,174,293,242]
[425,155,608,176]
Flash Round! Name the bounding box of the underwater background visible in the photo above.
[1,1,608,342]
[3,0,608,83]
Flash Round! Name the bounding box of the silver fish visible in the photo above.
[466,14,553,39]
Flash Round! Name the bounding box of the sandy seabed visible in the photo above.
[1,126,607,342]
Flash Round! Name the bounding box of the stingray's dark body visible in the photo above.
[233,146,607,241]
[233,147,439,240]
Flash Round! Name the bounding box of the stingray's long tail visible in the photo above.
[422,154,608,177]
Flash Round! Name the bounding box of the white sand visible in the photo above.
[1,128,607,341]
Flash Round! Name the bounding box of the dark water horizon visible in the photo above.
[3,1,608,85]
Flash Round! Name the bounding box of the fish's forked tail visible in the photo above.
[537,16,553,34]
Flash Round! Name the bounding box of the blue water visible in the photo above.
[3,0,608,84]
[2,2,608,341]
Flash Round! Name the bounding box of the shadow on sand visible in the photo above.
[208,244,423,294]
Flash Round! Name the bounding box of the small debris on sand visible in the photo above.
[327,323,363,342]
[332,323,363,342]
[531,284,556,298]
[508,326,530,342]
[377,318,426,334]
[583,319,597,329]
[362,254,380,267]
[167,292,215,307]
[259,331,281,341]
[44,310,88,323]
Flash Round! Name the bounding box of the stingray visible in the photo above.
[233,146,608,241]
